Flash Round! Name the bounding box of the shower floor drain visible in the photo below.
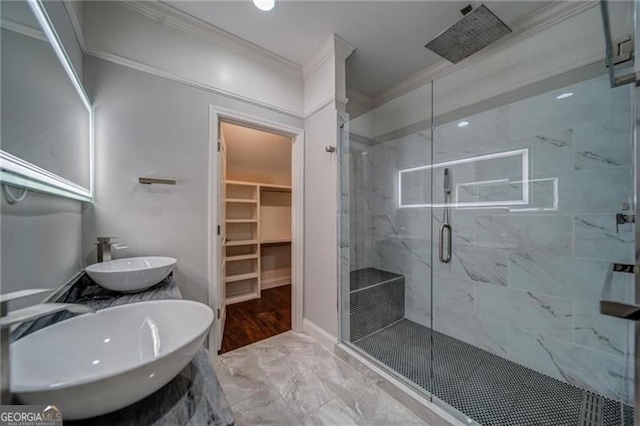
[354,319,633,426]
[580,392,604,426]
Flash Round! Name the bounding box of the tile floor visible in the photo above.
[214,331,428,425]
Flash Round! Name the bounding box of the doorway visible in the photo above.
[208,107,304,358]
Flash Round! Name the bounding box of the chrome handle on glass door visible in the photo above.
[439,168,452,263]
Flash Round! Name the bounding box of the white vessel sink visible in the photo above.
[86,257,177,292]
[10,300,213,420]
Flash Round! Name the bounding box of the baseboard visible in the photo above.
[302,318,338,352]
[261,277,291,290]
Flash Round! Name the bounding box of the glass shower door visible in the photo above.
[429,72,635,424]
[341,84,436,400]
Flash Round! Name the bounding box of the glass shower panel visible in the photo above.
[340,84,435,398]
[430,72,635,425]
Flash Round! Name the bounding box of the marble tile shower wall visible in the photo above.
[364,75,635,404]
[349,142,373,271]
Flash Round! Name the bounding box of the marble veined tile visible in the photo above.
[260,344,335,417]
[509,252,632,304]
[432,272,474,315]
[573,301,631,357]
[508,327,630,403]
[432,210,474,246]
[574,215,634,263]
[302,398,362,426]
[575,123,632,170]
[372,238,431,276]
[474,284,573,340]
[474,214,573,255]
[405,295,431,328]
[433,245,508,286]
[433,306,509,357]
[561,166,632,214]
[231,387,300,426]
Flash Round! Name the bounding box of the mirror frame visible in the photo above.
[0,0,93,202]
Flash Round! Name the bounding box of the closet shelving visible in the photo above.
[225,180,291,304]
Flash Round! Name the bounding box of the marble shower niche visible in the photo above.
[348,73,635,407]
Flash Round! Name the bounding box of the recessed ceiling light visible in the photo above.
[556,92,573,99]
[253,0,275,11]
[457,121,469,127]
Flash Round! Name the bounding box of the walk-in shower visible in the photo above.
[339,2,638,425]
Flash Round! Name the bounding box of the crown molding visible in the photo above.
[303,95,336,120]
[346,87,373,108]
[1,18,47,42]
[62,0,84,50]
[373,0,598,107]
[117,1,302,79]
[302,34,356,80]
[335,35,356,60]
[302,36,336,79]
[85,47,304,120]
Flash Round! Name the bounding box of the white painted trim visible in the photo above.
[121,1,302,79]
[1,0,93,202]
[62,0,84,49]
[346,87,373,109]
[373,1,598,106]
[304,95,336,120]
[207,107,305,361]
[303,36,336,79]
[303,318,338,352]
[0,19,47,42]
[334,35,356,60]
[260,277,291,290]
[85,48,304,120]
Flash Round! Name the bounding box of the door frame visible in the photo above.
[207,105,305,361]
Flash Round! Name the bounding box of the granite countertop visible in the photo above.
[13,274,235,426]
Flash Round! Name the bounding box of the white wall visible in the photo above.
[303,103,339,336]
[1,192,83,306]
[82,56,302,305]
[301,36,353,337]
[83,1,304,118]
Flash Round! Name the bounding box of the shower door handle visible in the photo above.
[439,224,452,263]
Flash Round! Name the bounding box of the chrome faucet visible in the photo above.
[0,289,96,404]
[96,237,128,262]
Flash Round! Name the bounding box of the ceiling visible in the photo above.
[222,122,292,185]
[166,1,552,98]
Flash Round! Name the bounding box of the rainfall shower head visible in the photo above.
[425,4,512,64]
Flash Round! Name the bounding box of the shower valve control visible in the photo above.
[615,213,635,233]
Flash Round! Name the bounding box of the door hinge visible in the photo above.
[217,225,221,236]
[217,308,220,319]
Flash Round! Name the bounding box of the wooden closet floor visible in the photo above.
[220,284,291,354]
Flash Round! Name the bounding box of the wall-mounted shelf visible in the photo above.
[226,198,258,204]
[226,239,258,247]
[225,271,259,283]
[223,145,291,304]
[261,238,292,245]
[226,254,259,262]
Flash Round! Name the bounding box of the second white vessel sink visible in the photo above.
[86,257,177,292]
[11,299,213,420]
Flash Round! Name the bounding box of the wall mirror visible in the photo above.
[1,0,92,202]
